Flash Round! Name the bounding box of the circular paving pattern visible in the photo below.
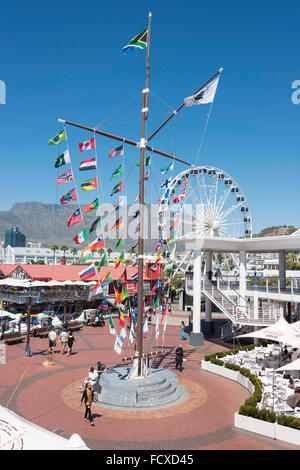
[61,377,207,419]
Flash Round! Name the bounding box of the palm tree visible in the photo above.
[51,244,59,265]
[98,248,105,256]
[61,245,68,257]
[107,248,112,259]
[71,247,78,263]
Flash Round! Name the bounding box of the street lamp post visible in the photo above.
[19,282,41,358]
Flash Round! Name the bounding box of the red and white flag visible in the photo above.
[173,191,186,204]
[182,180,189,191]
[57,169,74,185]
[79,137,95,152]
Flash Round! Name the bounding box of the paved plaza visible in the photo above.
[0,320,298,451]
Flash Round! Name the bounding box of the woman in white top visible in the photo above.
[88,366,98,388]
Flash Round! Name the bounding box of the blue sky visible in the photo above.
[0,0,299,233]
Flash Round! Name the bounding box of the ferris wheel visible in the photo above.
[158,165,252,274]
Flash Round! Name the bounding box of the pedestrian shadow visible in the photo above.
[91,413,102,422]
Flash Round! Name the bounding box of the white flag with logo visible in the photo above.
[155,316,159,340]
[114,334,122,355]
[129,322,134,344]
[143,318,148,333]
[162,317,167,341]
[184,76,219,107]
[120,327,127,341]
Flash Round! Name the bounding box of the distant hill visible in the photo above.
[0,201,166,252]
[254,225,298,238]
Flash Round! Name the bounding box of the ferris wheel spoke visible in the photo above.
[215,184,232,215]
[218,202,242,223]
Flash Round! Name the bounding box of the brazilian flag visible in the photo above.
[122,28,148,55]
[48,128,67,145]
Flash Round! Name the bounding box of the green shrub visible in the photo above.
[239,405,276,423]
[224,363,240,372]
[277,414,300,430]
[210,358,224,366]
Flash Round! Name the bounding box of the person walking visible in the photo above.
[81,382,95,426]
[180,321,187,341]
[215,268,222,288]
[66,330,76,356]
[175,344,184,371]
[47,327,57,361]
[59,328,68,354]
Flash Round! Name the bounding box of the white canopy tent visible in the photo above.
[237,317,293,342]
[276,358,300,372]
[237,317,300,349]
[0,405,89,450]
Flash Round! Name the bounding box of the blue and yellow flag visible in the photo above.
[48,128,67,145]
[122,28,148,55]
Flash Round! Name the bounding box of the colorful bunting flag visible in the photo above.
[57,168,74,185]
[160,162,174,175]
[150,280,159,295]
[79,137,95,152]
[48,128,66,145]
[89,217,101,234]
[90,235,104,251]
[136,156,151,167]
[73,229,88,245]
[115,251,125,268]
[109,315,116,335]
[110,181,123,196]
[108,145,124,158]
[79,264,96,281]
[79,157,97,171]
[100,271,113,287]
[122,28,148,54]
[83,197,99,213]
[79,246,92,264]
[55,150,70,168]
[98,253,108,271]
[173,192,186,204]
[110,217,123,233]
[88,281,102,299]
[110,164,123,180]
[160,304,168,324]
[66,208,82,227]
[110,197,123,213]
[60,188,77,205]
[119,312,126,328]
[120,284,129,303]
[115,235,125,249]
[81,176,98,191]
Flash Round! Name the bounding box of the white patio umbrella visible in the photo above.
[237,317,293,343]
[0,405,89,450]
[276,358,300,372]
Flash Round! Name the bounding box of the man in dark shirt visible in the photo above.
[175,344,184,371]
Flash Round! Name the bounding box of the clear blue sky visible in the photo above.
[0,0,299,233]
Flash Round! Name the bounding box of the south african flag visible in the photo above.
[122,28,148,55]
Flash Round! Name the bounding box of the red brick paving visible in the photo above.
[0,323,298,450]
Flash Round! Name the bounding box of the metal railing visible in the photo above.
[202,279,282,325]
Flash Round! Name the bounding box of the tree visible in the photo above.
[71,247,78,263]
[51,245,59,265]
[107,248,112,258]
[128,247,135,255]
[98,248,105,256]
[61,245,68,257]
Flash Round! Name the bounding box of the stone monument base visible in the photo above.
[94,366,188,410]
